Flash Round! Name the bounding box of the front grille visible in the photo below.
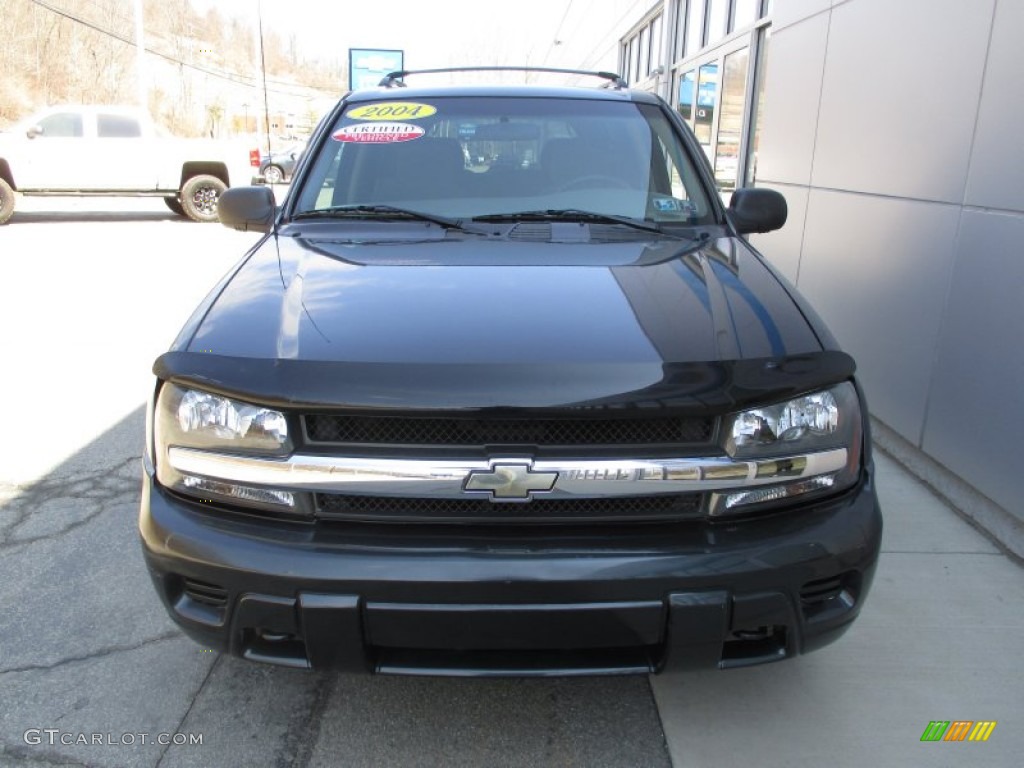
[316,492,704,523]
[303,413,714,449]
[182,578,228,607]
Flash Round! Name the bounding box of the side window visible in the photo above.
[98,114,142,138]
[37,113,83,138]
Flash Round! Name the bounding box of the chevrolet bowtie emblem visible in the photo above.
[464,462,558,502]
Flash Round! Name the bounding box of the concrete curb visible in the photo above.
[871,417,1024,562]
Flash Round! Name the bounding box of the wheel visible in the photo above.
[558,174,632,192]
[0,177,15,225]
[180,174,227,223]
[163,196,186,217]
[264,165,284,184]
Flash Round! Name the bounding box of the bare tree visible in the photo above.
[1,0,342,134]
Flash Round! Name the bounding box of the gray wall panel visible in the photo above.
[797,190,959,441]
[812,0,993,202]
[964,0,1024,211]
[749,183,809,284]
[757,13,829,185]
[772,0,833,31]
[922,210,1024,514]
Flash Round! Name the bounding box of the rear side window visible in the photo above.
[295,96,714,225]
[98,114,142,138]
[37,113,83,138]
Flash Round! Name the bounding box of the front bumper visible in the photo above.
[139,466,882,676]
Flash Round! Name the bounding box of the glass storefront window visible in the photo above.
[706,0,729,45]
[694,62,718,158]
[731,0,760,31]
[623,14,664,85]
[639,26,650,78]
[713,47,750,191]
[673,0,687,61]
[651,16,663,74]
[745,27,770,186]
[686,0,705,55]
[677,69,696,123]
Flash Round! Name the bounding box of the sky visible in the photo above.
[188,0,653,82]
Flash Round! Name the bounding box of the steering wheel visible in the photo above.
[557,174,632,192]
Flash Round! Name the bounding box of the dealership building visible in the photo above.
[619,0,1023,554]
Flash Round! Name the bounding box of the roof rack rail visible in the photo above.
[377,66,629,90]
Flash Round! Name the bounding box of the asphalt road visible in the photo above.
[0,194,1021,768]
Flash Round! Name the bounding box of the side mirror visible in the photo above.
[289,152,297,160]
[728,188,788,234]
[218,186,276,233]
[26,125,43,139]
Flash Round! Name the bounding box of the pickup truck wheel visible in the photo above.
[180,174,227,223]
[264,165,284,184]
[163,197,186,217]
[0,178,15,225]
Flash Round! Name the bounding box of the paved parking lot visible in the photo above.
[1,196,1021,767]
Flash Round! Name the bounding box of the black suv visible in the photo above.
[140,68,882,675]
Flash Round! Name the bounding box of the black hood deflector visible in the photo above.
[154,351,855,414]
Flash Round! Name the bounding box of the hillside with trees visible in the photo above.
[1,0,344,138]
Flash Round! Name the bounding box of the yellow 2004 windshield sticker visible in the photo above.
[347,102,437,120]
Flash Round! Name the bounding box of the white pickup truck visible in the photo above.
[0,105,254,224]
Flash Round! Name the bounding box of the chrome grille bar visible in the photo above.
[168,448,848,500]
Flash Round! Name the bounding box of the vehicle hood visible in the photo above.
[159,227,847,410]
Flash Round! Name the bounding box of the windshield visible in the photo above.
[293,96,714,226]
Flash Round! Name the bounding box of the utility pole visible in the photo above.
[257,0,272,155]
[133,0,147,110]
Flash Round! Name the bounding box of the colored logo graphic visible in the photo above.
[332,123,424,144]
[920,721,997,742]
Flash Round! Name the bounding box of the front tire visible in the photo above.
[0,178,16,225]
[264,165,284,184]
[180,174,227,223]
[163,197,186,217]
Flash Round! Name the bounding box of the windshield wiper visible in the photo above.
[474,209,678,237]
[292,204,467,231]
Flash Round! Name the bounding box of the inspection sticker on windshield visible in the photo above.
[347,102,437,120]
[333,122,425,143]
[653,196,697,216]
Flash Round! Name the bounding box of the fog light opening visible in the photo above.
[800,571,861,623]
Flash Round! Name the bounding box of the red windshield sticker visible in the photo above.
[332,122,425,143]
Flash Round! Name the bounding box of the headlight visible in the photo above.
[175,389,288,450]
[714,382,863,514]
[154,383,302,514]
